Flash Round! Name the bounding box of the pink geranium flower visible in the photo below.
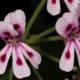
[0,10,41,79]
[47,0,79,16]
[55,4,80,72]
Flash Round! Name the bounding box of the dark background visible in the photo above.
[0,0,76,80]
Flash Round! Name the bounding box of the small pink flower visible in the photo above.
[0,10,41,79]
[55,4,80,72]
[47,0,79,16]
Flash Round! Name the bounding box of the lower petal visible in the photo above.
[59,40,75,72]
[19,42,41,69]
[12,46,31,79]
[75,40,80,66]
[0,44,12,74]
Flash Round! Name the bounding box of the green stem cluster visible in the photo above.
[26,27,56,44]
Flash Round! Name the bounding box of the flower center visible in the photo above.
[8,38,21,46]
[65,24,79,39]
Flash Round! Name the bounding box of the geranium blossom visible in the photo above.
[0,10,41,79]
[55,4,80,72]
[47,0,79,16]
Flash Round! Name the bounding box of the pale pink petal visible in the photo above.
[74,3,80,17]
[0,44,12,74]
[19,42,41,69]
[4,9,26,35]
[75,39,80,66]
[64,0,79,13]
[59,40,75,72]
[55,12,78,38]
[12,46,31,79]
[47,0,61,16]
[0,21,18,40]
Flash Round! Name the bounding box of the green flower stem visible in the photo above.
[26,27,55,43]
[41,51,59,63]
[44,54,59,63]
[27,36,62,44]
[32,67,44,80]
[9,68,13,80]
[24,0,47,40]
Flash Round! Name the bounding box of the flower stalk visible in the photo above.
[9,68,13,80]
[32,67,44,80]
[27,36,62,44]
[24,0,47,40]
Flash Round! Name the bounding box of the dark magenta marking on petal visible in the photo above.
[16,58,23,65]
[65,52,71,59]
[68,0,73,4]
[66,24,73,32]
[78,17,80,23]
[0,54,6,62]
[13,24,20,30]
[3,37,9,41]
[27,51,33,58]
[4,32,11,36]
[52,0,56,4]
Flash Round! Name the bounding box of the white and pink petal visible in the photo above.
[19,42,41,69]
[4,9,26,35]
[47,0,61,16]
[64,0,79,13]
[0,21,18,40]
[59,40,75,72]
[12,46,31,79]
[0,44,12,74]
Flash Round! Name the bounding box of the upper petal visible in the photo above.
[19,42,41,69]
[4,9,26,35]
[0,44,12,74]
[0,21,18,41]
[55,12,78,38]
[47,0,61,16]
[12,46,31,79]
[59,40,75,72]
[64,0,79,13]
